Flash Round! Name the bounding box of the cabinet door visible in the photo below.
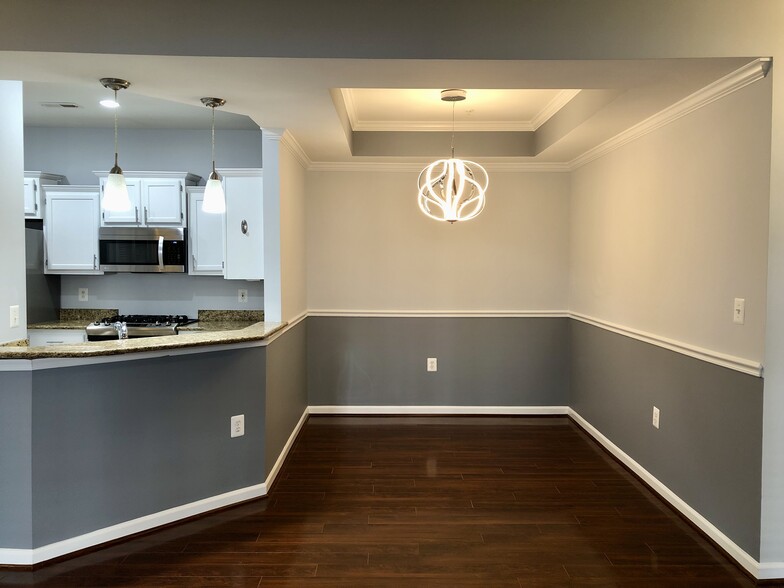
[45,190,101,273]
[143,179,185,226]
[224,174,263,280]
[23,178,40,217]
[100,177,142,225]
[188,188,225,275]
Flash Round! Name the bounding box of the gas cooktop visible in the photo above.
[86,314,198,341]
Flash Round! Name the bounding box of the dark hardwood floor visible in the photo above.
[0,415,772,587]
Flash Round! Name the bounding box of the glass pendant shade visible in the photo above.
[103,167,132,212]
[202,172,226,214]
[417,158,488,223]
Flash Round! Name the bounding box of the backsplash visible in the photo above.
[61,274,263,318]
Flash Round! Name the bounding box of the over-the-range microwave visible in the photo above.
[99,227,187,273]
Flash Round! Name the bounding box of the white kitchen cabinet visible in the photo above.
[43,186,102,275]
[187,187,225,275]
[24,172,65,219]
[222,169,264,280]
[96,171,199,228]
[28,329,87,347]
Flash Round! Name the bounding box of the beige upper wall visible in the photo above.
[306,170,570,311]
[570,76,772,362]
[280,143,307,321]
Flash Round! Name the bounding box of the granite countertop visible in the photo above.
[0,321,286,360]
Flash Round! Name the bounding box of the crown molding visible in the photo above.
[280,130,312,169]
[530,89,581,130]
[307,161,570,173]
[344,89,580,132]
[568,58,771,170]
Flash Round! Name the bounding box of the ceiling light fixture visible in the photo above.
[99,77,132,212]
[417,89,488,223]
[201,97,227,214]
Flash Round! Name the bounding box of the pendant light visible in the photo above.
[99,78,132,212]
[417,89,488,223]
[201,97,227,214]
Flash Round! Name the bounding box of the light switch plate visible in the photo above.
[9,305,19,328]
[734,298,745,324]
[652,406,660,429]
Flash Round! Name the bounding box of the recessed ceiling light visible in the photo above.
[100,99,120,108]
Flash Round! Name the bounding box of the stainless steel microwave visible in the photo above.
[99,227,187,273]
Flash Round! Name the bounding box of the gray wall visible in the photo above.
[307,317,570,406]
[60,274,263,318]
[23,127,262,186]
[265,320,308,476]
[0,371,33,548]
[569,320,764,559]
[30,348,265,548]
[25,226,60,324]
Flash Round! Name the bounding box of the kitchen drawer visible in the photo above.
[28,329,87,346]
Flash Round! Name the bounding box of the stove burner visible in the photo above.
[86,314,199,341]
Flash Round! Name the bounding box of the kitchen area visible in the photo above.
[0,79,308,565]
[16,81,269,348]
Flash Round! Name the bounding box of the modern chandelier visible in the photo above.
[417,89,488,223]
[99,78,132,212]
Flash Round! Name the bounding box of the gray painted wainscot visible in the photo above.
[0,314,765,578]
[0,317,308,564]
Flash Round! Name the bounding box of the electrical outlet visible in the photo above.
[78,288,89,302]
[9,305,19,328]
[238,289,248,303]
[230,414,245,438]
[733,298,745,324]
[652,406,660,429]
[427,357,438,372]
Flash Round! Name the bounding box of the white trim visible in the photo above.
[0,483,267,566]
[307,161,570,173]
[570,312,763,377]
[263,407,309,489]
[758,562,784,580]
[280,130,311,170]
[530,89,581,130]
[308,405,568,415]
[0,408,310,566]
[343,89,579,132]
[308,309,569,318]
[568,58,771,170]
[262,311,308,344]
[568,408,761,578]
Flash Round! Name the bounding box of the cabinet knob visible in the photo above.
[241,220,248,235]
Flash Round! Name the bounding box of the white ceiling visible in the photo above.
[23,82,259,130]
[0,52,755,163]
[341,88,580,131]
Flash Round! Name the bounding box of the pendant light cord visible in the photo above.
[211,106,216,173]
[113,89,119,167]
[450,101,455,158]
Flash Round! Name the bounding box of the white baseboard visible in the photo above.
[758,562,784,580]
[308,405,568,415]
[568,408,761,578]
[0,483,266,566]
[262,407,309,489]
[0,407,310,567]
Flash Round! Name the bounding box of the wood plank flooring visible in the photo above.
[0,415,772,587]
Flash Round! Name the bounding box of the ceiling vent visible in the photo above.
[40,102,80,109]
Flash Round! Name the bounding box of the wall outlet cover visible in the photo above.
[427,357,438,372]
[652,406,660,429]
[238,289,248,303]
[230,414,245,438]
[78,288,89,302]
[9,305,20,328]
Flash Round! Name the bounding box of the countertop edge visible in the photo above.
[0,321,287,360]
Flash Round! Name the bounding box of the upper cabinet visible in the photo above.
[187,186,225,276]
[24,172,66,219]
[223,169,263,281]
[43,186,102,275]
[95,171,200,228]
